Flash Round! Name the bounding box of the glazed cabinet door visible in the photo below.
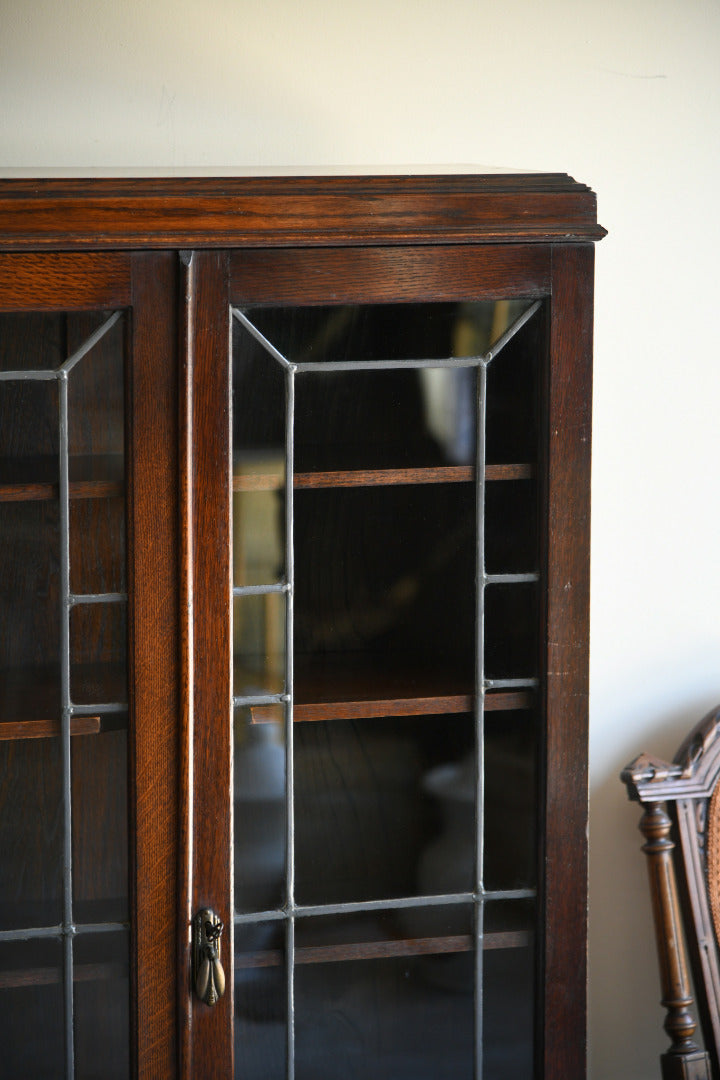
[185,244,593,1079]
[0,253,181,1078]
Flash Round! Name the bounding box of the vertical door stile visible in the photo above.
[540,244,594,1079]
[187,251,234,1078]
[178,250,195,1078]
[129,252,181,1078]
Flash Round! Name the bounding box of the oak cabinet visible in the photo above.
[0,175,603,1079]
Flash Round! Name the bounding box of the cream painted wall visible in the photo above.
[3,1,720,1075]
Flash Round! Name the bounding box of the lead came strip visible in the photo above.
[285,363,296,1080]
[58,368,75,1079]
[475,358,488,1080]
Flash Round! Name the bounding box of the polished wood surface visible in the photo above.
[185,251,234,1079]
[0,175,602,1079]
[541,246,593,1078]
[0,716,101,740]
[232,463,533,492]
[0,175,605,250]
[128,253,180,1076]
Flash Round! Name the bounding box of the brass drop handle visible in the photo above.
[192,909,226,1006]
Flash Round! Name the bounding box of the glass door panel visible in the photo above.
[294,906,475,1080]
[0,310,129,1077]
[231,297,544,1078]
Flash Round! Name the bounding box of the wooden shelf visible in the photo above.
[238,661,533,723]
[0,664,127,738]
[0,962,127,991]
[250,689,532,725]
[0,454,123,504]
[248,690,531,725]
[0,460,534,501]
[0,716,101,741]
[236,929,531,969]
[233,463,534,493]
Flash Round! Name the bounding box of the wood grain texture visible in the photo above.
[0,961,127,990]
[0,480,123,502]
[0,716,100,740]
[539,245,593,1079]
[250,689,532,725]
[235,930,532,972]
[0,176,604,251]
[187,251,234,1079]
[0,253,131,307]
[0,178,603,1078]
[128,253,179,1078]
[230,244,551,302]
[639,803,711,1077]
[177,251,194,1078]
[232,463,533,492]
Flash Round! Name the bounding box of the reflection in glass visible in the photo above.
[0,501,60,723]
[0,937,64,1078]
[294,483,476,685]
[240,301,533,366]
[235,921,287,1080]
[484,583,538,682]
[0,308,130,1068]
[295,907,474,1080]
[485,479,538,576]
[73,728,128,923]
[74,930,129,1080]
[486,311,540,466]
[0,312,68,372]
[484,900,535,1078]
[232,311,285,473]
[70,602,127,705]
[233,594,286,699]
[233,475,285,587]
[484,710,537,891]
[295,712,474,906]
[0,737,62,929]
[234,710,286,914]
[70,495,126,595]
[296,367,476,472]
[67,313,125,461]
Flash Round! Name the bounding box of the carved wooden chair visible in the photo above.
[622,704,720,1079]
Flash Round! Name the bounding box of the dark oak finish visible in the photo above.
[128,253,180,1077]
[185,251,234,1079]
[251,688,532,725]
[0,175,604,250]
[0,479,123,502]
[235,931,532,970]
[0,252,131,307]
[231,244,552,300]
[0,717,100,740]
[0,174,602,1080]
[232,463,533,492]
[540,245,593,1078]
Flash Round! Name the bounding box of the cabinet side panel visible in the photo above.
[541,244,593,1078]
[129,253,179,1077]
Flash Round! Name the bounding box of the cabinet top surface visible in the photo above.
[0,173,605,249]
